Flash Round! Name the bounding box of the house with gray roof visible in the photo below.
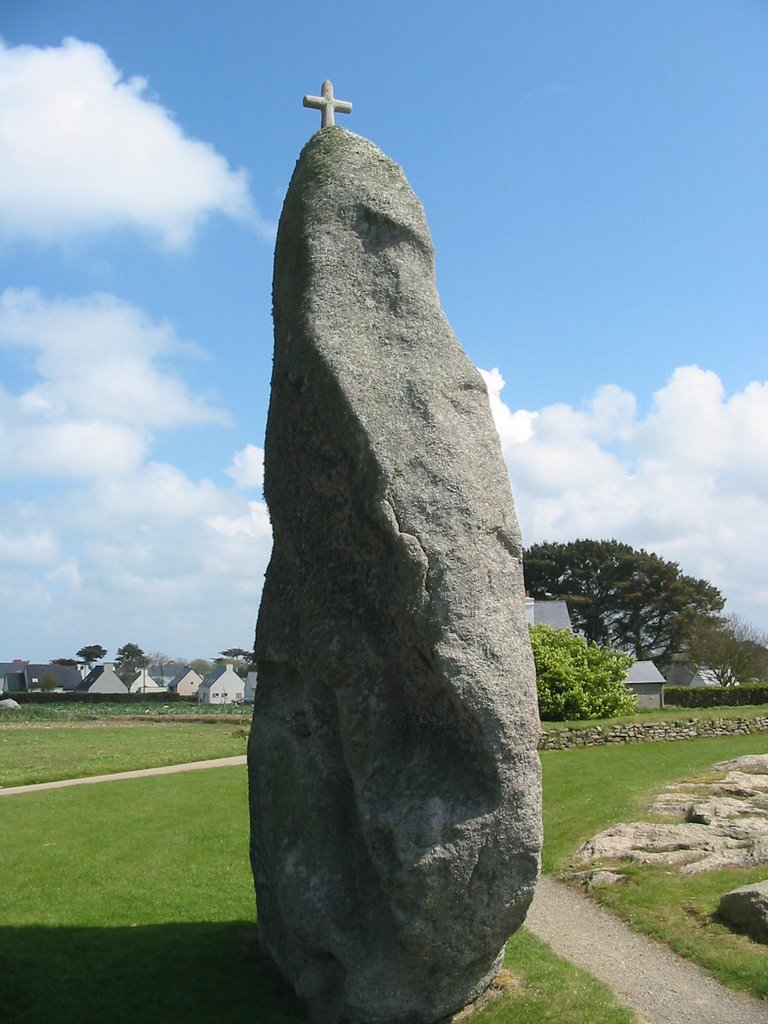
[663,663,720,688]
[198,664,245,704]
[624,660,666,710]
[129,668,166,694]
[1,662,83,693]
[524,597,573,631]
[78,663,128,694]
[166,666,203,699]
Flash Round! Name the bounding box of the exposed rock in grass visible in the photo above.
[575,756,768,875]
[718,881,768,943]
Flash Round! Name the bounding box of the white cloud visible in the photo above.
[0,36,264,248]
[0,456,273,659]
[0,286,274,659]
[225,444,265,489]
[0,288,230,479]
[0,528,58,564]
[483,364,768,630]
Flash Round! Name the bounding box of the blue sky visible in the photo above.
[1,1,766,662]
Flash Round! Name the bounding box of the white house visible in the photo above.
[129,668,166,694]
[198,664,244,704]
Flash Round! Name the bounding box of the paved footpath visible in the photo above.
[5,760,768,1023]
[526,875,768,1024]
[0,754,248,796]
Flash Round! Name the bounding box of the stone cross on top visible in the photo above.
[303,80,352,129]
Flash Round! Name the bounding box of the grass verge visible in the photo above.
[541,733,768,1001]
[540,702,768,730]
[593,864,768,1001]
[0,721,248,787]
[540,731,768,871]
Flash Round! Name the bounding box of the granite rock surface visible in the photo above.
[248,127,541,1024]
[718,881,768,943]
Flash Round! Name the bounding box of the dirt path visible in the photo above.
[0,754,248,796]
[526,875,768,1024]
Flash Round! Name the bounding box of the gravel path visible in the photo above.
[526,875,768,1024]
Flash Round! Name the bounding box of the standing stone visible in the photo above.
[248,126,542,1024]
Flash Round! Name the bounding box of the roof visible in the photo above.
[199,664,241,689]
[525,598,573,631]
[25,664,83,689]
[625,661,666,685]
[148,662,190,683]
[2,671,26,693]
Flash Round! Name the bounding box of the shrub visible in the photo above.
[665,683,768,708]
[529,624,636,721]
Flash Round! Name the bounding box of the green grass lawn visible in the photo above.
[540,702,768,729]
[0,721,248,786]
[0,767,636,1024]
[5,720,768,1020]
[540,733,768,1000]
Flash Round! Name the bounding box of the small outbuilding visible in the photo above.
[624,660,666,710]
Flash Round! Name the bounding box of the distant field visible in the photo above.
[4,700,251,721]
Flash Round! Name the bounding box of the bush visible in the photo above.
[529,624,636,721]
[665,683,768,708]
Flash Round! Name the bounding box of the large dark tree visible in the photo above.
[114,642,150,680]
[76,644,107,669]
[523,539,724,661]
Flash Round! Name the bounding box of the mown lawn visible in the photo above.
[5,720,768,1019]
[0,766,637,1024]
[540,732,768,1000]
[0,721,249,787]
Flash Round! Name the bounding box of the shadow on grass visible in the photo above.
[0,921,304,1024]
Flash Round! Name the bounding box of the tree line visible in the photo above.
[51,645,256,682]
[524,538,768,685]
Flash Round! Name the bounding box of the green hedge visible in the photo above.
[665,683,768,708]
[5,691,188,705]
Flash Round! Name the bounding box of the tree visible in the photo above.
[218,647,253,679]
[189,658,213,678]
[524,539,724,661]
[689,613,768,686]
[76,645,107,669]
[114,642,150,680]
[218,647,251,662]
[38,673,59,692]
[529,624,635,721]
[52,658,78,667]
[146,651,172,666]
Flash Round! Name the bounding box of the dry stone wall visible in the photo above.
[538,715,768,750]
